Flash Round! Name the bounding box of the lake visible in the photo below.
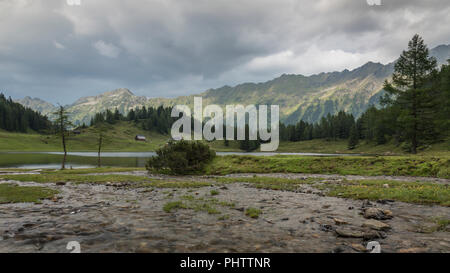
[0,151,358,169]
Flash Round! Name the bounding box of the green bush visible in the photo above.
[146,140,216,174]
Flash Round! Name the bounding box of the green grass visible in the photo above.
[245,207,262,219]
[163,201,186,212]
[215,176,316,191]
[205,155,450,178]
[0,122,169,152]
[316,179,450,206]
[163,195,235,214]
[0,183,58,204]
[210,189,219,196]
[0,173,216,189]
[431,217,450,231]
[218,214,230,220]
[2,123,449,155]
[41,167,145,174]
[0,171,217,188]
[141,180,213,189]
[0,173,149,184]
[274,139,450,156]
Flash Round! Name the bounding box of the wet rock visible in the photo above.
[362,219,391,231]
[362,200,373,208]
[333,218,348,225]
[335,228,381,239]
[56,182,66,186]
[332,246,344,253]
[281,218,289,221]
[348,206,354,210]
[220,186,228,190]
[376,199,395,204]
[322,205,331,209]
[3,231,15,239]
[364,208,393,220]
[319,224,334,232]
[397,248,428,253]
[332,245,354,253]
[350,243,368,252]
[235,207,245,212]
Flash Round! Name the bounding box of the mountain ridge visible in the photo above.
[16,44,450,125]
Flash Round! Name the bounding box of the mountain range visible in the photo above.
[17,44,450,125]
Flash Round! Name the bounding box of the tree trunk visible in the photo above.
[412,104,418,154]
[97,134,102,168]
[412,58,418,154]
[62,131,67,169]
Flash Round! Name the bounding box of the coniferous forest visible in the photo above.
[89,105,175,135]
[0,93,51,133]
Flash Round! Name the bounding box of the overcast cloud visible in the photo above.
[1,0,450,104]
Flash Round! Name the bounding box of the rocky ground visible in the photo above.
[0,172,449,253]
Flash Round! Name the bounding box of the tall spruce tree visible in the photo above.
[383,34,437,153]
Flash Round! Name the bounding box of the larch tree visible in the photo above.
[53,105,73,169]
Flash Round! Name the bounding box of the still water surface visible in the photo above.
[0,151,358,169]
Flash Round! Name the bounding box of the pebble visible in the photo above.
[362,219,391,231]
[335,228,381,239]
[350,243,368,252]
[364,208,393,220]
[397,248,428,253]
[333,218,348,225]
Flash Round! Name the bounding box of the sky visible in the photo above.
[1,0,450,104]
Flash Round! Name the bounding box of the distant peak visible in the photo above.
[362,61,382,66]
[102,88,134,97]
[112,88,133,95]
[432,44,450,50]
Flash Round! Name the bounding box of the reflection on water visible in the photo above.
[0,151,359,169]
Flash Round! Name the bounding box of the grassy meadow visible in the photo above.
[205,155,450,178]
[0,121,169,152]
[1,121,449,156]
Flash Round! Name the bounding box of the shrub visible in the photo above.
[147,140,216,174]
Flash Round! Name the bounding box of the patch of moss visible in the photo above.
[0,183,58,204]
[317,179,450,206]
[216,176,315,191]
[245,207,262,219]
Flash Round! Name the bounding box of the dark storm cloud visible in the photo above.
[0,0,449,103]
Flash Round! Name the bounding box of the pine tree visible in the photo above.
[383,34,437,153]
[348,125,358,150]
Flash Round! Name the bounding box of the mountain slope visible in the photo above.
[68,88,149,125]
[17,96,57,117]
[17,44,450,125]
